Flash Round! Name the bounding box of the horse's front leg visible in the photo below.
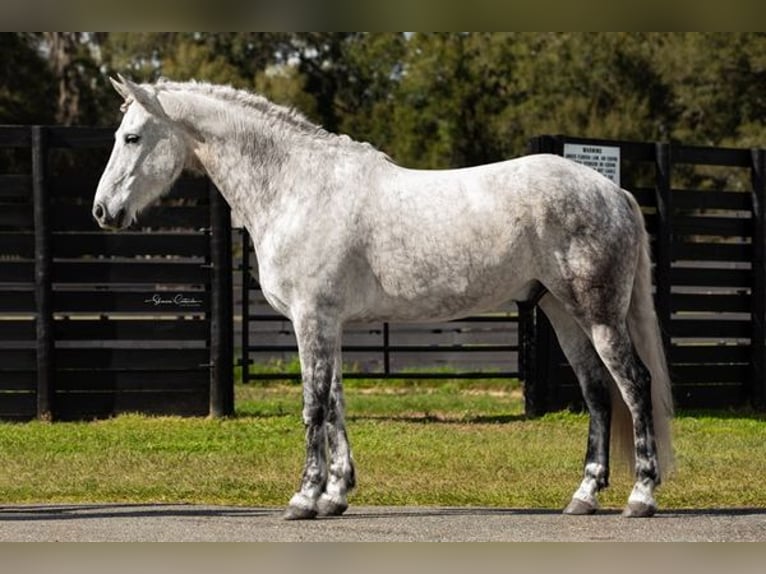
[283,314,341,520]
[317,357,356,516]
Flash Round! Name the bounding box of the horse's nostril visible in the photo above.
[93,203,105,220]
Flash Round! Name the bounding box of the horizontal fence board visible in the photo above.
[0,234,34,257]
[0,393,36,420]
[48,174,101,198]
[551,368,748,409]
[0,260,34,282]
[670,267,751,288]
[54,289,209,313]
[52,205,210,231]
[0,205,33,229]
[46,127,113,148]
[672,384,747,408]
[388,356,517,372]
[670,319,751,339]
[53,319,209,341]
[54,390,209,420]
[674,145,752,167]
[55,348,209,370]
[245,370,520,381]
[670,344,750,364]
[0,291,36,312]
[0,349,36,370]
[672,242,752,263]
[0,126,31,147]
[52,260,208,284]
[0,321,35,340]
[673,189,751,211]
[670,145,752,168]
[0,174,31,198]
[55,369,208,391]
[671,293,750,313]
[49,175,209,200]
[248,344,519,354]
[671,364,750,384]
[0,371,36,391]
[52,232,209,258]
[674,216,751,238]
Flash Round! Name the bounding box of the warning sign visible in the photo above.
[563,143,621,186]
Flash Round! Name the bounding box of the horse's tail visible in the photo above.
[611,191,675,480]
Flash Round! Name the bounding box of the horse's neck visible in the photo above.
[190,114,304,244]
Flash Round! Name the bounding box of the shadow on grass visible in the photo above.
[0,503,274,522]
[234,411,529,424]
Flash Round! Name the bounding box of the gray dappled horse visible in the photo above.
[94,76,673,519]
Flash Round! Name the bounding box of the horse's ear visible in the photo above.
[116,75,170,121]
[109,76,131,101]
[111,74,204,144]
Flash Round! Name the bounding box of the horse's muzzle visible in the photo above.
[93,202,128,230]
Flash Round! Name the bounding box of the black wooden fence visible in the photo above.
[3,125,765,420]
[524,135,766,414]
[0,126,233,421]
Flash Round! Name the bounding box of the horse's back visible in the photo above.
[353,154,640,322]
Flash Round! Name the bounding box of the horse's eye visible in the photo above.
[124,134,140,144]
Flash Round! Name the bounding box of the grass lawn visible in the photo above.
[0,379,765,510]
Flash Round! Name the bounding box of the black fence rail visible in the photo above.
[0,126,233,421]
[237,230,521,383]
[4,125,764,419]
[525,135,766,413]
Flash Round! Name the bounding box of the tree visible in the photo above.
[654,32,766,148]
[385,33,520,168]
[0,33,55,125]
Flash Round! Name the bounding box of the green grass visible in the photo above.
[0,381,765,510]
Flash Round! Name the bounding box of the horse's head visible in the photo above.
[93,75,193,230]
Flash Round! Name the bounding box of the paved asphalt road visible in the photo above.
[0,504,765,541]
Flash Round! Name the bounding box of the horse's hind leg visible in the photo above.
[589,321,660,517]
[539,295,613,515]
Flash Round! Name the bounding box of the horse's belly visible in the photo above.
[357,258,532,322]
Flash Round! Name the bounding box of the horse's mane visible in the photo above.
[155,79,321,133]
[150,79,382,156]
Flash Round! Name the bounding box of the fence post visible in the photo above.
[209,182,234,417]
[751,149,766,408]
[654,142,673,353]
[240,228,251,385]
[521,135,561,416]
[32,126,54,421]
[383,322,391,376]
[519,302,550,416]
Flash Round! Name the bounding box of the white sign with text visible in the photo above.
[563,143,621,187]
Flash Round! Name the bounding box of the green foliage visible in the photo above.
[3,32,766,168]
[0,33,55,124]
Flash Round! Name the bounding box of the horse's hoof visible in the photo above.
[563,498,597,515]
[282,504,318,520]
[317,494,349,517]
[622,501,657,518]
